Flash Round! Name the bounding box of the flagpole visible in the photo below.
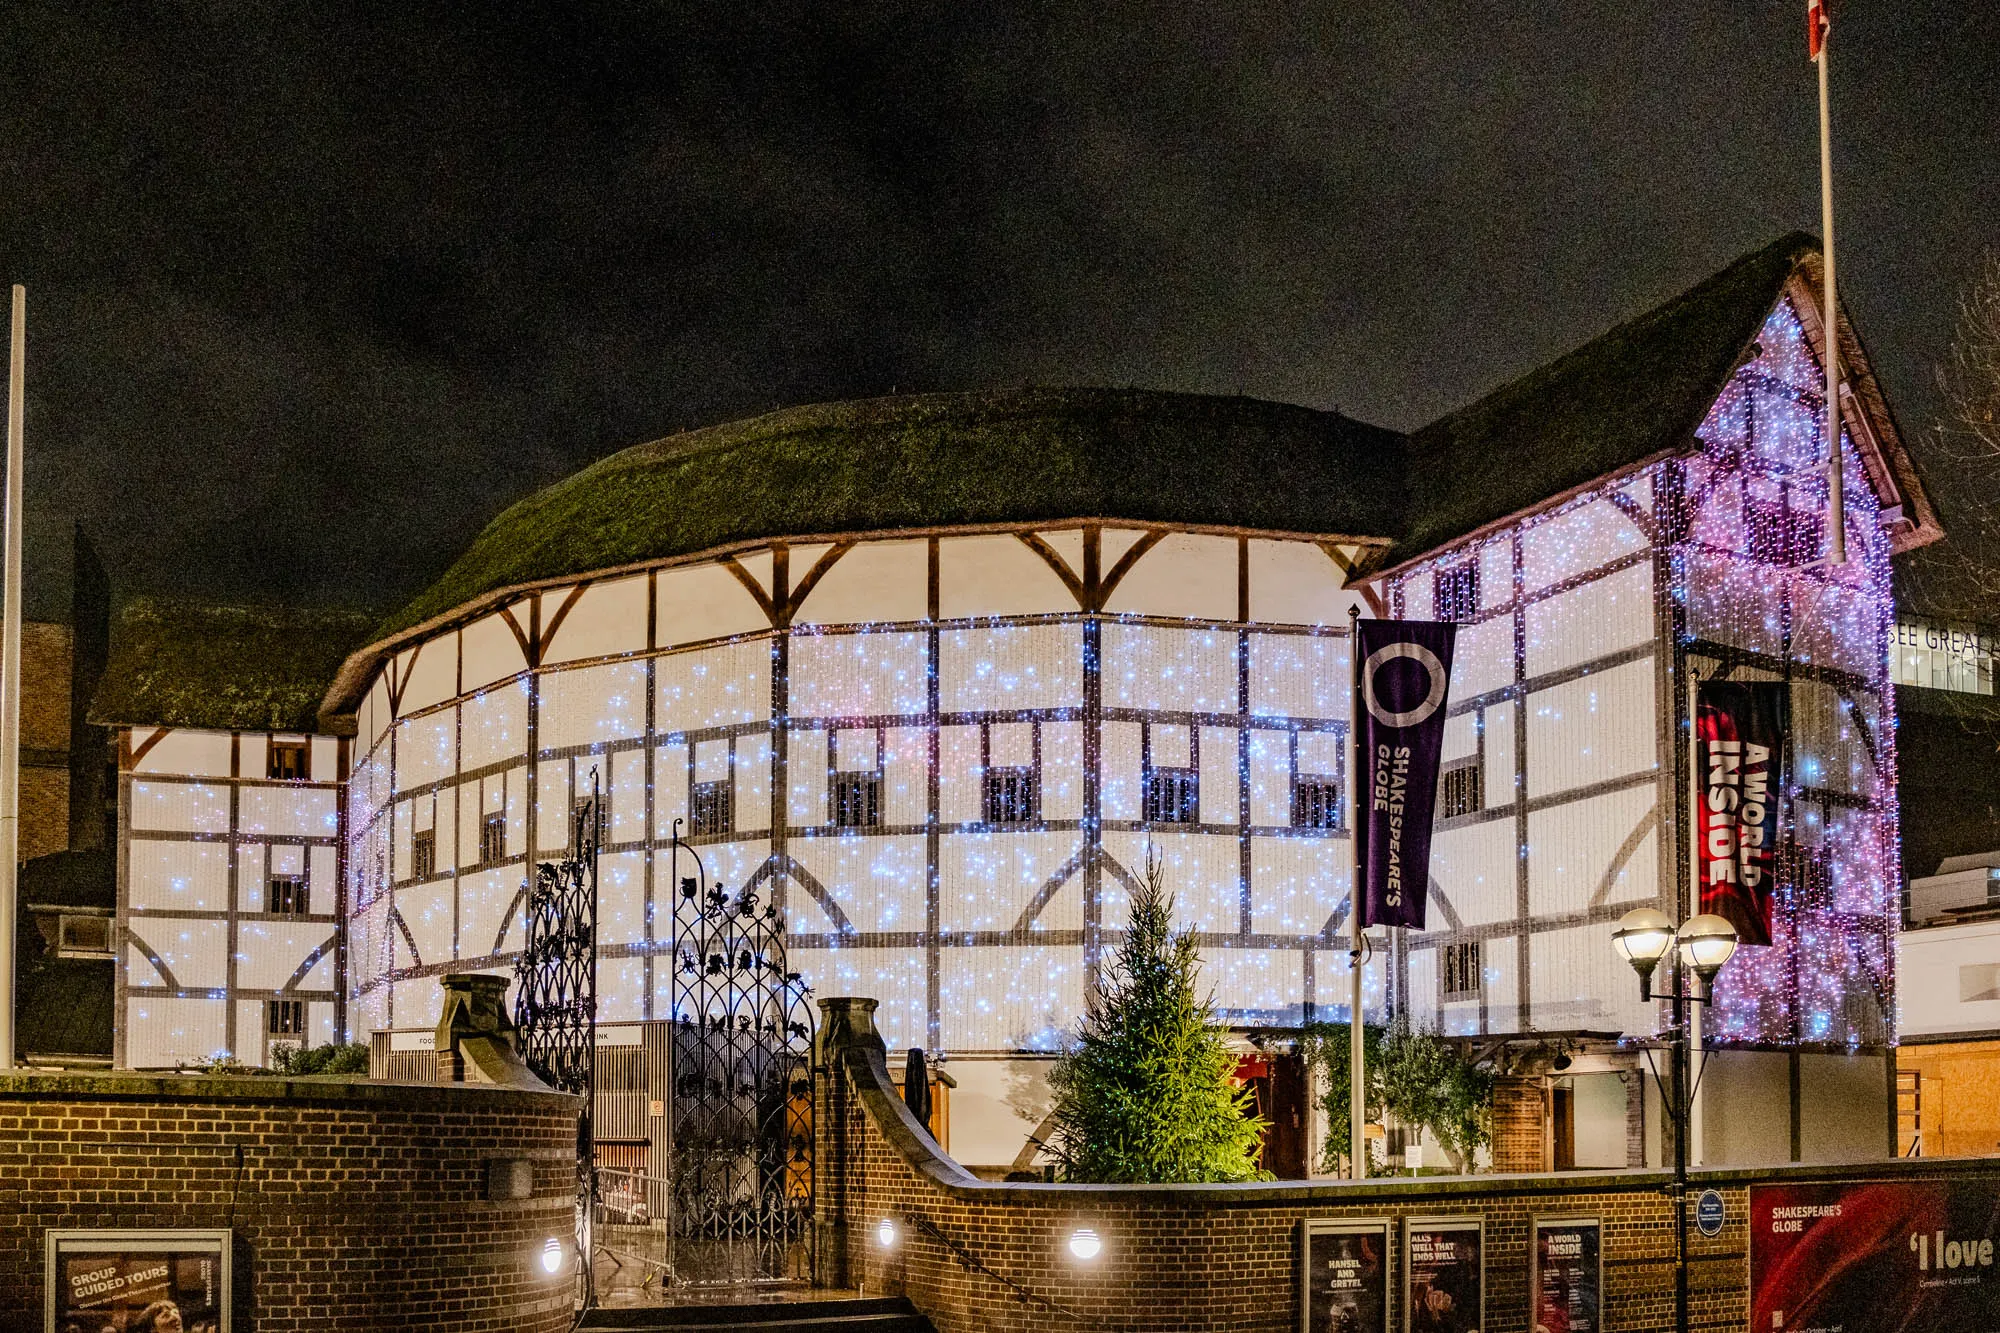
[1348,603,1365,1180]
[1817,4,1846,565]
[0,285,23,1072]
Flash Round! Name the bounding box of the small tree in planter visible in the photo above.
[1044,854,1268,1183]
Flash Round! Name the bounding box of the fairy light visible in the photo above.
[331,299,1898,1058]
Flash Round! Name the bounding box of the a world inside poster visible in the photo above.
[1752,1179,2000,1333]
[1531,1217,1601,1333]
[1301,1220,1389,1333]
[1405,1217,1482,1333]
[48,1229,230,1333]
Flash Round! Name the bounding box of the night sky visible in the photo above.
[1,1,1992,619]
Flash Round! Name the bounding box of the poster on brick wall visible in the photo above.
[1404,1216,1482,1333]
[1531,1217,1601,1333]
[1300,1219,1389,1333]
[46,1229,231,1333]
[1752,1179,2000,1333]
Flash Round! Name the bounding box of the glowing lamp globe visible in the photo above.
[540,1237,564,1275]
[1068,1228,1103,1261]
[1611,907,1674,967]
[1676,914,1740,982]
[877,1218,899,1248]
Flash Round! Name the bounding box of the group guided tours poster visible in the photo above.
[48,1229,230,1333]
[1531,1217,1601,1333]
[1301,1219,1389,1333]
[1405,1216,1482,1333]
[1752,1180,2000,1333]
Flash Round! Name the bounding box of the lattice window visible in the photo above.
[1442,940,1483,1000]
[983,767,1038,825]
[691,778,734,837]
[268,739,309,782]
[480,811,507,866]
[1292,776,1343,830]
[411,829,436,880]
[1440,762,1484,819]
[831,771,882,829]
[1434,560,1481,623]
[269,875,310,917]
[1145,768,1198,824]
[1746,497,1824,566]
[266,998,306,1036]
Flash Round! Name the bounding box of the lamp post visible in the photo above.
[1611,906,1739,1333]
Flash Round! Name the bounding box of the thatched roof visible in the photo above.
[91,599,377,733]
[1399,234,1819,561]
[375,387,1406,639]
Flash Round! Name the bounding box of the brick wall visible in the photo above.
[0,1071,581,1332]
[20,621,72,860]
[814,996,1983,1333]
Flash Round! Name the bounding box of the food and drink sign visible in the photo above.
[46,1229,231,1333]
[1752,1179,2000,1332]
[1531,1218,1600,1333]
[1404,1216,1482,1333]
[1300,1219,1389,1333]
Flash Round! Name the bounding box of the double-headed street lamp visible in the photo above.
[1611,906,1739,1333]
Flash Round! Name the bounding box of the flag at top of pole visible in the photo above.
[1808,0,1829,60]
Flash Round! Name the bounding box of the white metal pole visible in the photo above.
[1818,20,1846,565]
[0,285,24,1071]
[1348,604,1366,1180]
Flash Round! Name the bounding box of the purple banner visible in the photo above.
[1355,618,1455,930]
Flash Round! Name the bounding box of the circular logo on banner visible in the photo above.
[1361,641,1448,728]
[1695,1188,1725,1237]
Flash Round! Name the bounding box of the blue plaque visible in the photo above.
[1695,1188,1725,1238]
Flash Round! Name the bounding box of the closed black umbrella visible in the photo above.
[903,1046,932,1131]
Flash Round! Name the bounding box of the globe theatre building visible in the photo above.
[100,235,1938,1172]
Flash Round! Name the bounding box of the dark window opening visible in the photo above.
[1434,561,1481,623]
[269,875,310,917]
[266,999,307,1036]
[480,811,507,865]
[1145,768,1199,825]
[1746,497,1824,566]
[1442,940,1483,999]
[1440,763,1484,819]
[983,767,1039,825]
[57,914,111,957]
[268,740,309,782]
[411,829,436,880]
[831,771,882,829]
[691,779,734,837]
[1292,776,1343,830]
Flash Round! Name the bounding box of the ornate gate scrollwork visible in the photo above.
[668,823,815,1286]
[515,777,601,1304]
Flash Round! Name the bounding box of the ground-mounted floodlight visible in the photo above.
[1067,1227,1102,1261]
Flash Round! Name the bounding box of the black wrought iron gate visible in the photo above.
[667,824,816,1286]
[516,779,601,1306]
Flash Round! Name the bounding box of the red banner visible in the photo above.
[1695,681,1788,947]
[1752,1179,2000,1332]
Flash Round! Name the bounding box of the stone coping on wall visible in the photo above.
[0,1067,578,1113]
[820,996,1995,1205]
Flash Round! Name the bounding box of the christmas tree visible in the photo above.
[1044,853,1267,1183]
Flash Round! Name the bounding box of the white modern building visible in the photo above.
[97,235,1938,1171]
